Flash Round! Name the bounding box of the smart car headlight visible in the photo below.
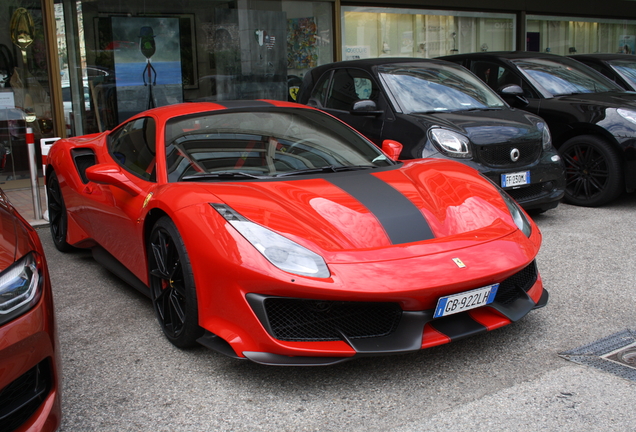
[617,108,636,125]
[0,253,41,325]
[428,128,472,158]
[537,122,552,151]
[212,204,330,278]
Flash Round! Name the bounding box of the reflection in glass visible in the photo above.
[10,8,36,123]
[512,58,622,96]
[163,109,391,182]
[607,60,636,89]
[378,62,504,114]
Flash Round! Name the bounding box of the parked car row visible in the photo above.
[299,52,636,208]
[440,52,636,207]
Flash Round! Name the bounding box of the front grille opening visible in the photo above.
[263,299,403,342]
[494,261,538,306]
[506,183,547,202]
[0,359,53,432]
[478,142,541,167]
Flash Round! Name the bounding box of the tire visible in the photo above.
[559,135,623,207]
[46,170,74,252]
[147,217,203,348]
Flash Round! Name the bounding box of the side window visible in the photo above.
[325,69,379,111]
[472,61,504,88]
[472,61,536,98]
[108,117,157,181]
[308,72,332,107]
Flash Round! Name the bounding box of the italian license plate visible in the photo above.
[433,284,499,318]
[501,171,530,188]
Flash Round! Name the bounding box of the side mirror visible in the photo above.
[497,84,529,108]
[351,100,384,116]
[85,164,142,196]
[381,139,403,161]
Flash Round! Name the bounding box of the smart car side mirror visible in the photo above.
[382,139,403,161]
[497,84,529,108]
[351,100,384,116]
[85,163,142,196]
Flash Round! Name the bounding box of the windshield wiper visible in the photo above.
[182,171,270,181]
[274,165,376,177]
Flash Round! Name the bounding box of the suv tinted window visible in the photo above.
[308,71,332,107]
[325,69,378,111]
[472,61,536,98]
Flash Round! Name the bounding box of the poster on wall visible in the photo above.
[619,35,635,54]
[111,16,183,121]
[287,17,318,69]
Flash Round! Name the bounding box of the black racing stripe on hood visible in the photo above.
[328,173,434,244]
[215,100,276,109]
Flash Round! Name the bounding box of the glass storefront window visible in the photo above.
[55,0,333,137]
[1,1,55,182]
[527,16,636,55]
[342,7,515,60]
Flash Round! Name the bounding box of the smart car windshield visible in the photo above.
[164,108,393,181]
[378,63,505,114]
[512,57,622,96]
[607,59,636,90]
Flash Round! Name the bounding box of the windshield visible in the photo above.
[607,59,636,90]
[164,108,393,182]
[378,62,505,114]
[512,57,622,96]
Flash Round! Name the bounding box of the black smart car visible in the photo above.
[297,58,565,213]
[570,53,636,91]
[441,51,636,207]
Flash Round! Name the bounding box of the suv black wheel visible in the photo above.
[560,135,623,207]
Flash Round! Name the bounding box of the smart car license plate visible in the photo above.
[501,171,530,188]
[433,284,499,318]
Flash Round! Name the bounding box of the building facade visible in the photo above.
[2,0,636,178]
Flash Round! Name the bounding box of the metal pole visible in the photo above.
[26,127,42,220]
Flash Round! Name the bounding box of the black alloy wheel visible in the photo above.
[46,170,73,252]
[560,135,623,207]
[148,217,202,348]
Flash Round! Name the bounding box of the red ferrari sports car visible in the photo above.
[46,100,547,365]
[0,145,62,429]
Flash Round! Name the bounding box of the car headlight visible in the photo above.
[0,253,42,325]
[617,108,636,125]
[428,128,472,158]
[500,191,532,237]
[212,204,330,278]
[537,122,552,151]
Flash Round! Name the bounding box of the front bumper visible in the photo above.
[430,149,566,212]
[199,261,547,366]
[0,290,61,430]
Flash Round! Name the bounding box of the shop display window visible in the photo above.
[527,16,636,56]
[55,0,333,137]
[341,7,515,60]
[1,2,55,178]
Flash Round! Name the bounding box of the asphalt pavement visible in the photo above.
[40,195,636,431]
